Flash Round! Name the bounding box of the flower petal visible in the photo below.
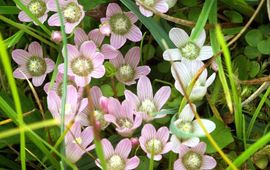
[126,25,142,42]
[106,3,122,17]
[197,46,213,61]
[110,53,124,68]
[110,34,126,49]
[101,44,119,59]
[139,6,153,17]
[66,44,80,61]
[178,104,195,121]
[156,126,170,144]
[124,90,140,108]
[115,138,132,158]
[154,86,171,110]
[48,13,60,26]
[134,66,151,79]
[126,156,140,170]
[101,139,114,158]
[91,66,105,78]
[182,137,200,147]
[137,76,153,100]
[74,28,88,47]
[32,74,46,87]
[169,28,189,47]
[174,159,186,170]
[80,41,97,58]
[88,28,105,47]
[205,73,216,87]
[125,12,138,23]
[13,67,31,79]
[193,29,206,47]
[193,119,216,137]
[141,124,156,140]
[18,11,32,22]
[28,42,43,58]
[163,48,182,61]
[12,49,30,65]
[202,155,217,169]
[45,58,55,73]
[90,86,102,108]
[191,142,206,155]
[155,0,169,13]
[125,47,140,68]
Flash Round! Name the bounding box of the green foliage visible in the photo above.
[245,29,263,47]
[142,44,155,61]
[223,10,243,23]
[257,38,270,54]
[79,0,110,10]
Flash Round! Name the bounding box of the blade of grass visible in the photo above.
[120,0,175,50]
[53,0,68,168]
[215,25,243,138]
[189,0,215,41]
[0,119,58,139]
[12,0,51,35]
[209,0,233,113]
[0,15,58,49]
[247,85,270,138]
[0,6,19,14]
[227,132,270,169]
[0,33,26,170]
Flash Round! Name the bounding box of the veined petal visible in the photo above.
[191,142,206,155]
[101,139,114,158]
[88,28,105,47]
[202,155,217,169]
[193,119,216,137]
[137,76,153,100]
[205,73,216,87]
[74,28,88,47]
[154,86,171,110]
[169,28,189,47]
[28,42,43,58]
[163,48,182,61]
[110,33,126,49]
[115,138,132,158]
[197,46,213,61]
[12,49,30,65]
[178,104,195,121]
[192,29,206,47]
[106,3,122,17]
[125,47,140,68]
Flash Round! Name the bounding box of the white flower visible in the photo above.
[171,104,216,153]
[171,60,216,101]
[163,28,213,61]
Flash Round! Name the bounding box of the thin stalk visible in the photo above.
[53,0,68,166]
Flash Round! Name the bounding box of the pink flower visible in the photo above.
[105,98,142,137]
[47,0,85,34]
[100,3,142,49]
[18,0,50,24]
[110,47,150,85]
[174,142,217,170]
[58,41,105,87]
[65,122,95,162]
[139,124,171,161]
[96,138,140,170]
[136,0,169,17]
[47,85,88,125]
[74,28,119,59]
[125,76,171,122]
[12,41,55,87]
[80,86,110,129]
[51,31,62,43]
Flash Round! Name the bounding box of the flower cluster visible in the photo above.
[13,1,218,169]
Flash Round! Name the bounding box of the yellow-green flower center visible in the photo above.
[139,99,157,116]
[180,42,200,60]
[63,2,82,23]
[26,56,46,76]
[146,138,163,154]
[176,121,194,134]
[71,56,93,77]
[109,13,132,35]
[116,64,135,82]
[182,151,202,170]
[117,118,133,129]
[28,0,46,18]
[141,0,156,6]
[107,154,125,170]
[94,110,109,130]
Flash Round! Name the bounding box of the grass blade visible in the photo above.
[0,6,19,14]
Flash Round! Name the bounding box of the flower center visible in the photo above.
[180,42,200,60]
[63,2,82,23]
[57,80,77,96]
[182,151,202,170]
[26,56,46,77]
[146,138,163,154]
[139,99,157,116]
[109,13,132,35]
[117,118,133,129]
[94,110,109,130]
[107,154,125,170]
[28,0,46,18]
[72,137,82,145]
[141,0,156,6]
[176,121,194,133]
[70,57,93,77]
[116,64,135,82]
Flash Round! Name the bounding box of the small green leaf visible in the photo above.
[257,38,270,54]
[181,0,198,7]
[233,55,249,80]
[104,61,117,77]
[223,10,243,23]
[143,44,155,61]
[157,61,170,73]
[249,61,260,78]
[101,84,114,97]
[254,156,269,169]
[116,82,125,97]
[245,29,263,47]
[201,117,234,153]
[244,46,261,59]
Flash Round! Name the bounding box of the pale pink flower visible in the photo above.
[47,85,88,125]
[104,98,142,137]
[96,138,140,170]
[18,0,49,24]
[12,41,55,87]
[65,122,95,162]
[80,86,110,129]
[74,28,119,59]
[100,3,142,49]
[171,60,216,101]
[174,142,217,170]
[163,28,213,61]
[110,47,150,85]
[139,124,172,161]
[125,76,171,122]
[58,41,105,87]
[47,0,85,34]
[170,104,215,153]
[51,31,62,43]
[136,0,169,17]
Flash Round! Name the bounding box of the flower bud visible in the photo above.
[130,137,139,147]
[51,31,62,43]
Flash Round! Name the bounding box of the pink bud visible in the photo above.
[211,60,218,72]
[99,23,111,36]
[100,96,109,112]
[130,137,139,147]
[51,31,62,43]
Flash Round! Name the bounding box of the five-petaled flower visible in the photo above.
[136,0,169,17]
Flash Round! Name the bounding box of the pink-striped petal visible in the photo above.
[91,66,105,78]
[13,67,31,79]
[115,138,132,158]
[139,6,153,17]
[126,25,142,42]
[45,58,55,73]
[124,90,140,109]
[90,86,102,108]
[88,28,105,47]
[106,3,122,17]
[18,11,32,22]
[80,41,97,59]
[91,52,104,66]
[109,53,125,68]
[126,156,140,170]
[74,28,89,47]
[101,138,114,158]
[66,44,80,61]
[32,74,46,87]
[125,12,138,23]
[156,126,170,144]
[201,155,217,169]
[12,49,30,65]
[74,75,91,87]
[134,66,151,79]
[155,0,169,13]
[48,13,60,26]
[191,142,206,155]
[137,76,153,100]
[154,86,171,110]
[174,159,186,170]
[169,28,189,47]
[100,44,119,59]
[125,47,140,68]
[110,34,126,49]
[141,124,156,140]
[28,42,43,58]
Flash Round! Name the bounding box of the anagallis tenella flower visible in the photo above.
[96,138,140,170]
[136,0,169,17]
[125,76,171,122]
[163,28,213,61]
[99,3,142,49]
[58,41,105,87]
[174,142,217,170]
[110,47,150,85]
[47,0,85,34]
[12,41,55,87]
[18,0,50,24]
